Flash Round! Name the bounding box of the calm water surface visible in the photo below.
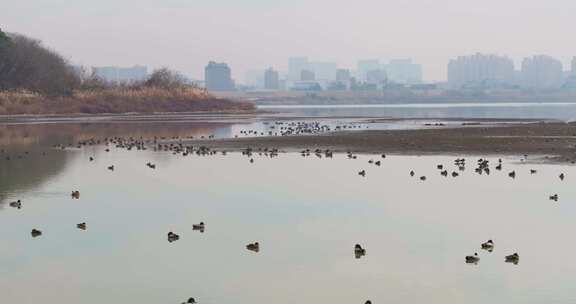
[1,122,575,304]
[259,102,576,121]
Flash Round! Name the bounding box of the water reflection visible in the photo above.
[260,103,576,121]
[0,122,240,205]
[0,123,575,304]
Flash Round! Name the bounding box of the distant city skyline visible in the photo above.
[4,0,576,83]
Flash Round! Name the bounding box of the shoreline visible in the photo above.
[178,121,576,164]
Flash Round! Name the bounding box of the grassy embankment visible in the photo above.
[0,29,254,115]
[0,88,254,115]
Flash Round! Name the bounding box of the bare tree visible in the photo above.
[144,68,188,89]
[0,32,80,95]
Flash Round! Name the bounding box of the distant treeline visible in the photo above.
[0,29,254,114]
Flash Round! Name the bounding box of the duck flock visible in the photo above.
[1,120,571,304]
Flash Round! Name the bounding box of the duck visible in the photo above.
[31,229,42,237]
[441,170,448,176]
[246,242,260,252]
[358,170,366,177]
[410,170,415,177]
[559,173,565,181]
[374,160,381,166]
[77,222,87,230]
[167,232,180,242]
[481,240,494,252]
[89,157,94,161]
[451,171,459,177]
[549,194,559,201]
[465,253,480,264]
[495,163,502,170]
[365,301,372,304]
[419,176,426,181]
[182,298,196,304]
[530,169,537,174]
[192,222,205,231]
[354,244,366,256]
[107,165,115,171]
[9,199,22,209]
[505,253,520,264]
[508,171,516,178]
[437,164,443,170]
[71,191,80,199]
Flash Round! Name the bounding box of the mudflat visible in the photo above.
[187,121,576,163]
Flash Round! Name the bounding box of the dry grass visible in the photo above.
[0,87,254,115]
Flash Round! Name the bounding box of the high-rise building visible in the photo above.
[366,70,387,85]
[92,66,148,84]
[245,70,265,89]
[336,69,351,82]
[288,57,309,81]
[521,55,564,89]
[300,70,315,81]
[205,61,235,91]
[447,53,515,88]
[309,62,337,81]
[383,59,422,84]
[264,68,280,90]
[357,60,380,82]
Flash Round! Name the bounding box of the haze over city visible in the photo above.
[5,1,576,304]
[3,0,576,82]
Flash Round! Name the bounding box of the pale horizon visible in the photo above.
[3,0,576,82]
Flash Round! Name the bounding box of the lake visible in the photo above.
[1,121,575,304]
[259,102,576,121]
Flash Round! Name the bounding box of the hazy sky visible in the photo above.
[2,0,576,82]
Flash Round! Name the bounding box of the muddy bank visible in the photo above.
[184,122,576,163]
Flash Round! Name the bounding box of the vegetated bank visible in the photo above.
[0,29,254,115]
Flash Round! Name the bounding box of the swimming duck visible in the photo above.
[167,232,180,242]
[71,191,80,199]
[530,169,537,174]
[365,301,372,304]
[559,173,565,181]
[437,165,443,170]
[89,157,94,161]
[465,253,480,264]
[420,176,426,181]
[354,244,366,256]
[107,165,115,171]
[495,164,502,170]
[505,253,519,264]
[481,240,494,252]
[358,170,366,177]
[183,298,196,304]
[452,171,459,177]
[549,194,559,201]
[31,229,42,238]
[77,222,87,230]
[441,170,448,176]
[9,199,22,209]
[192,222,205,231]
[508,171,516,178]
[410,171,415,177]
[246,242,260,252]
